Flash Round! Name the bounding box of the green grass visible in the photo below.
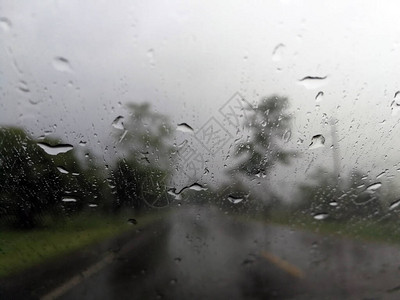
[265,211,400,245]
[0,211,168,278]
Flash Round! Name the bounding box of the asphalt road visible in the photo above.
[11,206,400,299]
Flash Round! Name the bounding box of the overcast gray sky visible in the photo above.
[2,0,400,200]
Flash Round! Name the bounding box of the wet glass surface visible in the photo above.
[2,1,400,299]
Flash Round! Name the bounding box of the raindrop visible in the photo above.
[37,142,74,155]
[127,218,137,225]
[391,99,400,116]
[366,182,382,192]
[0,17,11,32]
[272,43,285,61]
[88,204,98,208]
[167,188,182,200]
[62,197,77,203]
[18,81,30,93]
[376,170,387,179]
[188,183,207,191]
[329,201,338,206]
[308,134,325,149]
[72,172,80,176]
[255,171,267,178]
[79,141,87,146]
[174,257,182,263]
[313,213,328,220]
[57,166,69,174]
[315,91,324,102]
[282,130,291,143]
[177,123,194,133]
[228,195,244,204]
[112,116,125,130]
[52,57,72,72]
[298,76,328,89]
[389,199,400,210]
[147,49,155,67]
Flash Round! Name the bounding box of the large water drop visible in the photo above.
[37,142,74,155]
[52,57,72,72]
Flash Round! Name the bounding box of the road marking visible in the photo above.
[41,253,115,300]
[260,250,305,279]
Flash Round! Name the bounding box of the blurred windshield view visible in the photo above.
[3,1,400,299]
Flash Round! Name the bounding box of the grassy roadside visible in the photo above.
[231,210,400,245]
[0,210,169,278]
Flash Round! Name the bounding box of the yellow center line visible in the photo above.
[260,250,305,279]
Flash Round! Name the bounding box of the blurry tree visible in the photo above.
[0,127,63,228]
[110,103,175,211]
[226,95,295,209]
[230,95,295,178]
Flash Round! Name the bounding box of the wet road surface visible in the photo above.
[14,206,400,299]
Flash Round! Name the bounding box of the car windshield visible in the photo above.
[2,1,400,299]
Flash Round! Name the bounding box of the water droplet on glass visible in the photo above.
[228,195,244,204]
[127,218,137,225]
[0,17,11,32]
[315,91,324,102]
[147,49,155,67]
[88,204,98,208]
[174,257,182,263]
[329,201,338,206]
[52,57,72,72]
[389,199,400,210]
[62,197,77,203]
[366,182,382,192]
[37,142,74,155]
[313,213,328,220]
[177,123,194,133]
[79,141,87,146]
[167,188,182,200]
[391,97,400,115]
[57,166,69,174]
[18,81,30,93]
[376,170,387,179]
[298,76,328,89]
[272,43,285,62]
[188,183,207,191]
[112,116,125,130]
[282,130,291,143]
[308,134,325,149]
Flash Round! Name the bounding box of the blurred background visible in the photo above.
[2,1,400,299]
